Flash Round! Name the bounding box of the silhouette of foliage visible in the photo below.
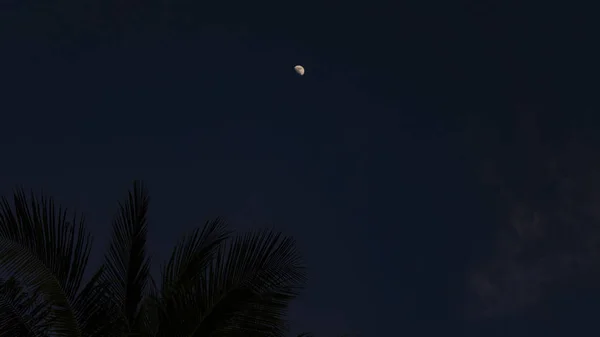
[0,181,307,337]
[0,277,52,337]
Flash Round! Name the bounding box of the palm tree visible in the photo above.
[0,181,307,337]
[0,277,52,337]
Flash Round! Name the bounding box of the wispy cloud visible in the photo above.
[464,110,600,320]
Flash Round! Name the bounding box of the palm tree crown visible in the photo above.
[0,181,307,337]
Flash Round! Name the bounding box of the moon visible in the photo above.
[294,65,305,76]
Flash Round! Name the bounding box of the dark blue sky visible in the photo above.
[1,1,599,336]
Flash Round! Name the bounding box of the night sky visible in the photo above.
[1,1,599,336]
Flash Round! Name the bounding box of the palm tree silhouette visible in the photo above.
[0,181,307,337]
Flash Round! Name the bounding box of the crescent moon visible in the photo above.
[294,65,305,76]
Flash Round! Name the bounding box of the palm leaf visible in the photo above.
[72,266,123,337]
[155,228,306,337]
[0,181,310,337]
[160,218,231,297]
[0,189,94,336]
[147,218,231,336]
[101,180,152,333]
[138,276,160,337]
[0,277,52,337]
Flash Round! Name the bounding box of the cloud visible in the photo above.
[464,111,600,320]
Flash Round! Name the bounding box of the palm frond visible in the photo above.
[0,190,93,337]
[0,277,52,337]
[138,275,160,337]
[72,266,122,337]
[0,182,310,337]
[155,228,306,337]
[102,180,152,333]
[147,218,231,336]
[160,217,231,299]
